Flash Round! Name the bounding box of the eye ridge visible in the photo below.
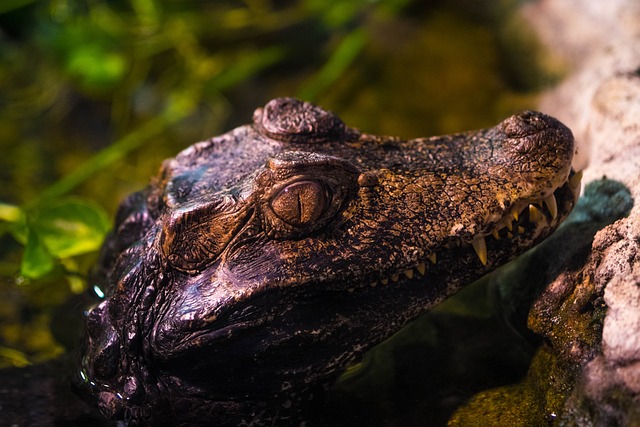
[270,179,331,227]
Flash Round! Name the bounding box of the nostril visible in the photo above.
[518,110,541,121]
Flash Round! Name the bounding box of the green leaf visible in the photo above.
[20,228,55,279]
[0,203,27,243]
[0,346,31,368]
[30,197,110,258]
[0,203,24,223]
[60,258,86,294]
[66,45,128,90]
[8,221,28,245]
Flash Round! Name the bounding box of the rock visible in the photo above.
[526,0,640,424]
[564,211,640,427]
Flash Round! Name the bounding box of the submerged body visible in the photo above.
[76,98,580,425]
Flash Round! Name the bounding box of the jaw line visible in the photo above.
[353,169,582,290]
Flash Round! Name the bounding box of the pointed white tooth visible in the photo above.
[528,204,543,223]
[391,274,399,282]
[416,263,426,275]
[472,236,488,265]
[500,216,513,232]
[404,269,414,279]
[491,229,501,240]
[381,278,389,285]
[428,253,437,264]
[511,209,519,221]
[569,170,583,191]
[544,194,558,219]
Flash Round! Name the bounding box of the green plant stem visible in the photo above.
[297,28,367,101]
[30,114,182,207]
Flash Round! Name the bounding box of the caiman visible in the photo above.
[75,98,581,425]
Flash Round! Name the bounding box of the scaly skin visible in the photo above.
[75,98,581,425]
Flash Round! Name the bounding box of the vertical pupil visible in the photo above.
[272,181,327,226]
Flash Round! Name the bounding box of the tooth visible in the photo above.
[518,226,525,234]
[503,217,513,232]
[348,288,355,293]
[528,204,543,223]
[428,253,437,264]
[391,274,399,282]
[381,278,389,285]
[507,232,514,239]
[416,263,426,275]
[370,282,377,287]
[569,170,583,191]
[544,194,558,219]
[404,269,414,279]
[491,229,501,240]
[472,237,487,265]
[511,209,519,221]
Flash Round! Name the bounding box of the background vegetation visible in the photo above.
[0,0,561,374]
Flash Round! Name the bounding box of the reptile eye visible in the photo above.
[270,180,329,226]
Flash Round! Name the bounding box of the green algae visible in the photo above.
[449,347,576,427]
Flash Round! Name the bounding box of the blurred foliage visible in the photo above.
[0,0,562,372]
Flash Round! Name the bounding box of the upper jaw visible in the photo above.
[352,168,582,289]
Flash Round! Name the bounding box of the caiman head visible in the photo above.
[76,98,580,425]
